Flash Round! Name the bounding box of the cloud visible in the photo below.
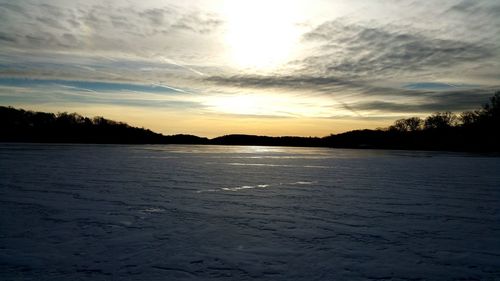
[299,20,494,79]
[204,73,500,116]
[205,74,357,89]
[0,32,16,43]
[0,1,223,54]
[198,12,499,117]
[140,8,170,26]
[0,78,202,109]
[446,0,500,17]
[170,13,224,34]
[447,0,480,13]
[352,88,497,113]
[0,50,212,89]
[0,2,25,14]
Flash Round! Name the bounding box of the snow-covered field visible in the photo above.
[1,144,499,280]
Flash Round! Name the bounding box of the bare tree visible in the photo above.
[424,112,457,129]
[483,91,500,119]
[389,117,422,132]
[459,111,480,126]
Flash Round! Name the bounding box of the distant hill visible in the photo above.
[1,91,499,151]
[211,134,323,147]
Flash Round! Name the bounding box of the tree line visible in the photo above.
[322,91,499,151]
[388,92,499,132]
[1,91,499,151]
[0,107,207,144]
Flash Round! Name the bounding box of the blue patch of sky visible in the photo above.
[404,82,477,91]
[0,86,201,109]
[0,77,183,94]
[0,94,201,109]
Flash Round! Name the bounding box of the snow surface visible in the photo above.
[1,144,499,280]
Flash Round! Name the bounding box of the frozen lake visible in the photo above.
[1,144,500,280]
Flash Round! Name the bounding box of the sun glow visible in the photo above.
[222,0,302,71]
[207,94,264,115]
[204,93,343,118]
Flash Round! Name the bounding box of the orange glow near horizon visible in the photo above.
[12,103,392,138]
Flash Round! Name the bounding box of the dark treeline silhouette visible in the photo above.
[0,107,208,144]
[322,91,500,152]
[211,134,323,147]
[1,92,499,151]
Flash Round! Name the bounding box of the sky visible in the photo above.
[0,0,499,137]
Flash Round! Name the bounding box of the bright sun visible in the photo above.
[222,0,302,71]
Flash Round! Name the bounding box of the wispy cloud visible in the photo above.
[352,88,496,113]
[0,1,223,54]
[299,20,494,79]
[0,78,202,109]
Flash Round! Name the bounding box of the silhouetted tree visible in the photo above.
[389,117,422,132]
[0,106,209,144]
[482,91,500,122]
[424,112,457,130]
[459,110,481,127]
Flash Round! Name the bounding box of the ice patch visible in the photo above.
[290,181,316,185]
[222,184,270,191]
[119,221,133,226]
[197,181,316,193]
[303,165,330,169]
[222,186,253,191]
[225,163,330,169]
[140,207,165,213]
[198,184,271,193]
[227,163,292,167]
[196,188,219,193]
